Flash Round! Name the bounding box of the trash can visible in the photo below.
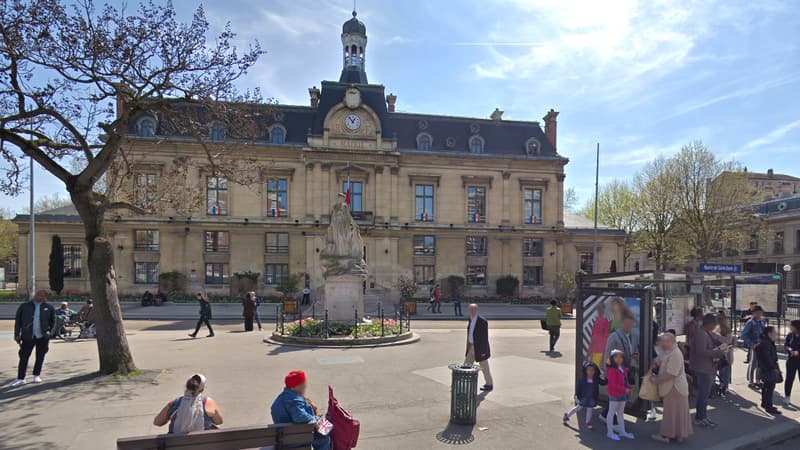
[449,363,479,425]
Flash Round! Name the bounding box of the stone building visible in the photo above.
[14,12,624,299]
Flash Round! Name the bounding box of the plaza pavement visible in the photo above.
[0,301,548,321]
[0,319,798,450]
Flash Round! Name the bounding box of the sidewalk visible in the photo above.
[0,301,550,321]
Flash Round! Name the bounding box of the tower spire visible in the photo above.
[339,8,368,84]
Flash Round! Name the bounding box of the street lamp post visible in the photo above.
[29,156,35,300]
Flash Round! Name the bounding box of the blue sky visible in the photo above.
[3,0,799,213]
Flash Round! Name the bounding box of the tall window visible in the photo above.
[794,264,800,290]
[466,236,488,256]
[270,127,285,144]
[524,188,542,224]
[413,235,436,256]
[523,266,543,286]
[134,230,160,251]
[747,234,759,253]
[774,231,785,255]
[264,264,289,285]
[414,265,435,285]
[265,232,289,255]
[204,231,230,252]
[134,262,159,284]
[417,134,432,151]
[63,244,82,278]
[139,118,156,137]
[343,181,363,212]
[267,178,288,217]
[206,176,228,216]
[415,185,434,222]
[522,238,543,257]
[210,125,225,141]
[580,252,593,274]
[134,173,157,211]
[469,137,483,154]
[466,266,487,285]
[205,263,229,284]
[467,186,486,223]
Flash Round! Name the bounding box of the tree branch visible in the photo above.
[0,129,72,183]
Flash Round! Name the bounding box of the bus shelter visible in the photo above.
[574,270,781,417]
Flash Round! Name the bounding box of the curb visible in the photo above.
[706,420,800,450]
[263,332,421,348]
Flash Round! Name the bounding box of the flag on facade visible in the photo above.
[345,161,352,206]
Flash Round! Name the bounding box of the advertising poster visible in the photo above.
[665,295,691,336]
[736,284,779,313]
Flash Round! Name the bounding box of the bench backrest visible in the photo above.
[117,423,314,450]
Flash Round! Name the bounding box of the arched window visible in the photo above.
[138,117,156,137]
[469,136,484,154]
[210,125,225,141]
[525,138,541,156]
[416,133,432,151]
[269,126,286,144]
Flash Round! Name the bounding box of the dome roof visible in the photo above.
[342,11,366,35]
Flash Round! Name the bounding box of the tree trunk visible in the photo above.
[69,184,137,375]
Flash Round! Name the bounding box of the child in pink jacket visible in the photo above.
[606,349,634,441]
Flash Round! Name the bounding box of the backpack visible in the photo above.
[327,385,360,450]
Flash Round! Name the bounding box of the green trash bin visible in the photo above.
[449,363,479,425]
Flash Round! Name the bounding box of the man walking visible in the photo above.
[465,304,494,391]
[546,300,562,354]
[12,290,56,387]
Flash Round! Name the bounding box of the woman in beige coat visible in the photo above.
[650,333,693,443]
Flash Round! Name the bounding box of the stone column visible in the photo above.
[390,166,399,222]
[305,162,315,218]
[321,163,332,219]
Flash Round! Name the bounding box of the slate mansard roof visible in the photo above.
[127,81,563,161]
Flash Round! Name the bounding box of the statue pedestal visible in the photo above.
[324,274,364,323]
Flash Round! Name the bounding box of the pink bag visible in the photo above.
[327,385,360,450]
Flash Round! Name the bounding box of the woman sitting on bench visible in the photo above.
[154,374,224,434]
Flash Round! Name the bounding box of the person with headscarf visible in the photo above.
[649,333,693,443]
[153,374,223,433]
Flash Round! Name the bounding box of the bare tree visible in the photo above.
[670,141,760,261]
[0,1,263,374]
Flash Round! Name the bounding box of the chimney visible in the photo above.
[543,108,559,150]
[490,108,503,121]
[767,168,774,177]
[386,93,397,112]
[308,86,321,108]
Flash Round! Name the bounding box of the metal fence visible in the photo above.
[274,301,412,339]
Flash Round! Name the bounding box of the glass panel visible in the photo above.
[523,266,543,285]
[206,177,228,215]
[343,181,363,212]
[413,236,436,255]
[62,245,82,278]
[580,252,594,274]
[134,230,160,251]
[415,184,434,221]
[134,173,157,210]
[267,178,289,217]
[467,186,486,223]
[270,127,285,144]
[414,265,435,285]
[266,232,289,254]
[205,231,230,252]
[465,236,487,256]
[205,263,229,284]
[135,262,159,283]
[466,266,487,285]
[522,238,543,257]
[524,188,542,224]
[264,264,289,285]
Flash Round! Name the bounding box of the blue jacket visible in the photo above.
[575,377,607,408]
[270,388,317,425]
[741,317,766,347]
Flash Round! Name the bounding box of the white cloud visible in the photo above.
[740,119,800,151]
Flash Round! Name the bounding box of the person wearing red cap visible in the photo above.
[270,371,330,450]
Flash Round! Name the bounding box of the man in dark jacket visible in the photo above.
[12,290,56,387]
[689,313,726,427]
[464,304,493,391]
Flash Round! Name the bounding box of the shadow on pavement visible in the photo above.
[435,422,475,445]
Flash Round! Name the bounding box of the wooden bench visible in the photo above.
[117,423,315,450]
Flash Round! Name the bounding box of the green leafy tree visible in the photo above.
[0,1,262,374]
[0,209,16,260]
[276,273,305,300]
[48,235,64,294]
[580,179,640,268]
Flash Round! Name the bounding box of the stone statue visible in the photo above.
[321,195,367,279]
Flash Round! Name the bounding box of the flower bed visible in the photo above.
[282,317,403,338]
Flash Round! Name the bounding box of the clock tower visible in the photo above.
[339,11,368,84]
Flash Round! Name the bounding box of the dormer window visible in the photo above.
[416,133,432,151]
[138,117,156,137]
[469,136,484,154]
[269,125,286,144]
[526,138,541,156]
[210,125,225,141]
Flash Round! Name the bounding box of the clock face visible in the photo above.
[345,113,361,130]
